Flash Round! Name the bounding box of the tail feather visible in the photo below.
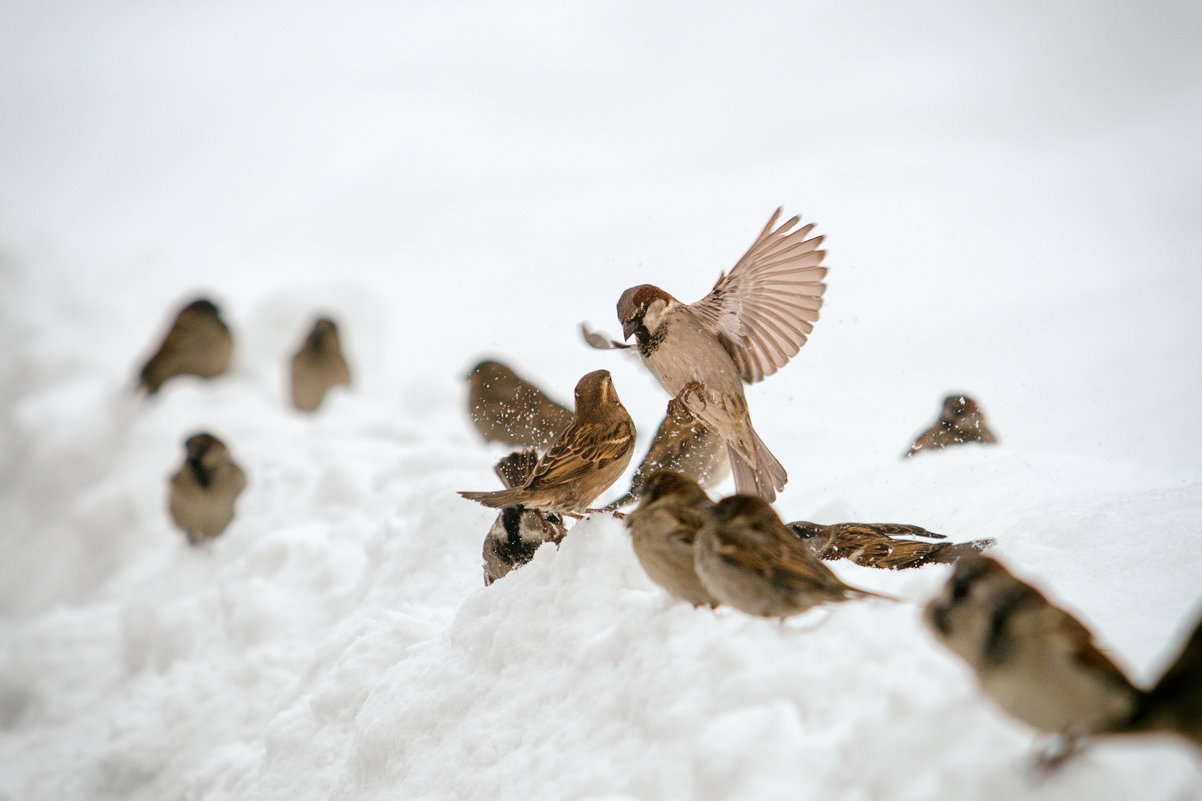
[460,488,524,509]
[1123,611,1202,746]
[924,537,997,565]
[727,423,787,502]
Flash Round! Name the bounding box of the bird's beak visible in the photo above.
[621,319,638,341]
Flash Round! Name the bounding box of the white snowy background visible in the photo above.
[2,1,1201,799]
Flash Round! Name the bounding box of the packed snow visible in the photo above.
[2,1,1201,799]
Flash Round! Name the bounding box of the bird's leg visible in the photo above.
[1026,732,1084,779]
[582,508,626,519]
[667,381,706,424]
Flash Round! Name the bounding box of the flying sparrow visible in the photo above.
[694,494,892,619]
[604,412,729,510]
[925,556,1140,749]
[290,316,351,412]
[1120,607,1202,752]
[906,394,998,457]
[459,370,636,515]
[625,471,722,608]
[136,297,233,395]
[481,450,568,586]
[465,359,575,450]
[787,521,995,570]
[587,208,827,502]
[168,431,248,545]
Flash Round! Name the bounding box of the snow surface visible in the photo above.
[2,1,1202,799]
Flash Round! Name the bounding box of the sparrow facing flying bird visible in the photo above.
[625,471,722,608]
[459,370,635,515]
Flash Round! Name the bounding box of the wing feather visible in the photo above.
[690,208,829,383]
[527,420,633,489]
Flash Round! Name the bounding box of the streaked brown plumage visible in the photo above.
[459,370,636,515]
[589,208,827,501]
[465,360,575,450]
[605,413,729,510]
[906,394,998,457]
[1121,608,1202,752]
[694,494,892,619]
[925,556,1140,740]
[482,450,568,586]
[625,471,721,608]
[290,317,351,412]
[787,521,995,569]
[137,297,233,395]
[168,432,248,545]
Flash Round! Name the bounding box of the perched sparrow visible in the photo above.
[465,360,575,450]
[459,370,636,515]
[925,556,1140,741]
[290,317,351,412]
[482,450,568,586]
[787,521,995,570]
[604,412,729,510]
[168,432,248,545]
[625,471,722,608]
[1121,607,1202,751]
[694,494,891,619]
[906,394,998,457]
[136,297,233,395]
[589,208,827,502]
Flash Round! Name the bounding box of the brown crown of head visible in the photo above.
[184,431,227,461]
[573,369,623,413]
[710,494,779,527]
[181,297,221,318]
[641,471,710,505]
[617,284,673,339]
[941,394,981,420]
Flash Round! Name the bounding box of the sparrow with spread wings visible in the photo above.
[584,209,827,501]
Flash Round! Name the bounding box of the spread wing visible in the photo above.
[527,420,633,490]
[689,208,827,383]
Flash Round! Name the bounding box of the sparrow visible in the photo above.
[168,432,248,545]
[465,360,575,450]
[482,450,568,586]
[1120,607,1202,751]
[625,471,722,608]
[925,556,1140,745]
[604,412,729,510]
[588,208,827,502]
[290,316,351,412]
[906,394,998,457]
[694,494,892,619]
[787,521,995,570]
[136,297,233,395]
[459,370,636,515]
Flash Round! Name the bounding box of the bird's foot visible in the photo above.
[581,507,626,520]
[667,382,706,423]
